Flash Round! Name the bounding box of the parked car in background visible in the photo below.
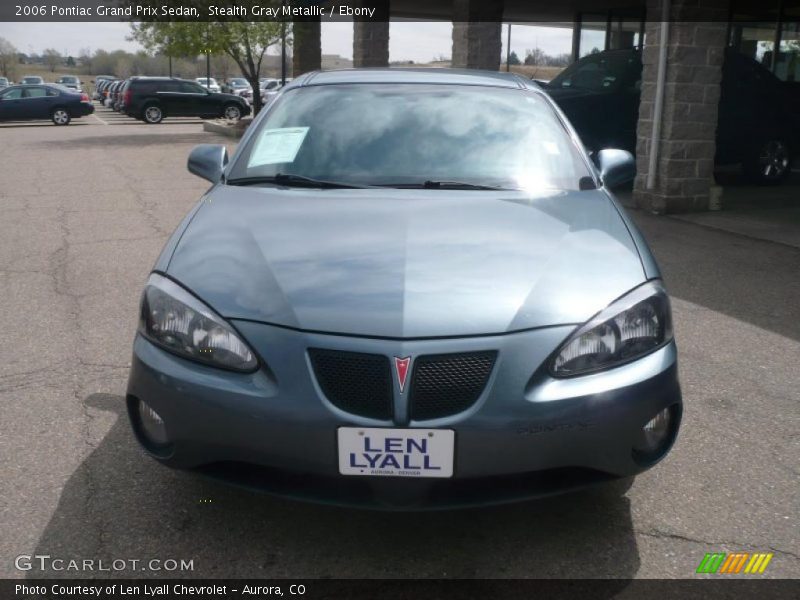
[123,77,250,123]
[92,75,116,100]
[114,79,130,112]
[239,88,253,105]
[222,77,251,96]
[95,79,110,101]
[21,76,45,85]
[196,77,221,93]
[98,79,118,102]
[0,77,9,89]
[0,84,94,125]
[55,75,82,92]
[261,78,292,105]
[544,47,800,185]
[106,80,124,108]
[260,78,279,103]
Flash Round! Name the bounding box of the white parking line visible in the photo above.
[92,113,108,125]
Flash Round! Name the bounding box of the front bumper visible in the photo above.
[126,322,681,508]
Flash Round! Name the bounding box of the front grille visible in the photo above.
[410,351,497,420]
[308,349,392,420]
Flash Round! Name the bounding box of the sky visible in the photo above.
[0,21,574,63]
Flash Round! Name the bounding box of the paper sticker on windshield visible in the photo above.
[248,127,309,167]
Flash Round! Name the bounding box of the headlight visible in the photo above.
[138,273,258,372]
[551,281,673,377]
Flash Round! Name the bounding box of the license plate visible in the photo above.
[337,427,454,478]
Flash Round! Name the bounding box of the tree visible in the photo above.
[0,37,18,79]
[131,8,287,114]
[524,48,546,66]
[507,50,521,66]
[115,55,134,78]
[43,48,62,72]
[66,56,76,67]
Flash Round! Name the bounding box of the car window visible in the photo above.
[1,88,23,100]
[157,81,181,92]
[46,87,60,97]
[550,53,641,92]
[180,81,206,93]
[22,87,47,98]
[230,84,593,191]
[136,82,159,94]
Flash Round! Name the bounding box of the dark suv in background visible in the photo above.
[544,48,800,184]
[123,77,250,123]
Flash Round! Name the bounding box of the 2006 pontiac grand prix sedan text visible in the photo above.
[126,69,682,509]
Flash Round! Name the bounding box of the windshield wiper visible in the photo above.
[227,173,370,189]
[379,180,511,191]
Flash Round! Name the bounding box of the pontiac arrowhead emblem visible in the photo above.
[394,356,411,393]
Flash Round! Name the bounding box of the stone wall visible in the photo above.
[292,18,322,77]
[354,1,390,67]
[633,0,729,213]
[451,0,503,70]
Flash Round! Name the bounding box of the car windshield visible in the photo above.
[23,77,42,84]
[229,84,593,191]
[231,79,248,86]
[549,53,641,92]
[60,77,77,83]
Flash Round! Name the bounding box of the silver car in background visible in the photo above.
[126,69,682,509]
[196,77,221,93]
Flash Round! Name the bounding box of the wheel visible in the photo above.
[51,108,71,126]
[142,104,164,124]
[743,138,792,185]
[223,104,242,121]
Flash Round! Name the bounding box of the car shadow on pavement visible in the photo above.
[27,393,639,584]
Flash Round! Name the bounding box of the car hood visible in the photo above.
[210,92,246,102]
[166,186,646,338]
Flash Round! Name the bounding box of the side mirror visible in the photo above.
[596,148,636,188]
[187,144,228,183]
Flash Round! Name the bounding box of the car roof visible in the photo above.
[295,68,534,90]
[4,83,61,89]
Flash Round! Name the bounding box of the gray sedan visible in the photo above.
[126,69,682,509]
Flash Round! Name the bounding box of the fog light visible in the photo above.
[641,408,671,451]
[632,405,679,464]
[138,399,169,446]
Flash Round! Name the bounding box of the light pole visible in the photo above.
[206,23,211,85]
[506,23,512,72]
[280,0,287,85]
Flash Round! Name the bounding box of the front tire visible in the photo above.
[51,108,71,126]
[142,104,164,124]
[223,103,242,121]
[743,138,792,185]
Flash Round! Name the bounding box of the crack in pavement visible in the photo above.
[635,528,800,561]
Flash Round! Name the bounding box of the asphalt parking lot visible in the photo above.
[0,106,798,580]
